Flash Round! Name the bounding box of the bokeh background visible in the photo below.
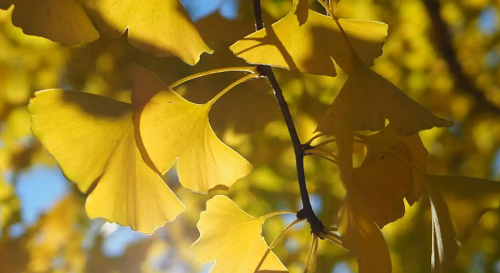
[1,0,500,272]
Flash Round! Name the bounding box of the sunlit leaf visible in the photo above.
[29,90,185,233]
[134,68,252,193]
[316,59,453,135]
[0,0,99,45]
[78,0,212,65]
[338,192,392,273]
[190,195,287,273]
[229,0,388,76]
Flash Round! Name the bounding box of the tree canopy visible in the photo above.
[1,0,500,272]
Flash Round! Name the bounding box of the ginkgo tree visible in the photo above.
[2,0,500,272]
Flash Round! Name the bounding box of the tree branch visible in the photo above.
[422,0,500,116]
[253,0,324,233]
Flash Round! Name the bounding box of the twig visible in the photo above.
[422,0,500,116]
[253,0,324,234]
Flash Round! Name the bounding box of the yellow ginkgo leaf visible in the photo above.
[427,188,458,273]
[338,192,392,273]
[229,0,388,76]
[134,68,252,193]
[426,175,500,241]
[190,195,287,273]
[316,60,453,135]
[29,90,185,233]
[352,124,428,227]
[426,175,500,272]
[78,0,212,65]
[0,0,99,45]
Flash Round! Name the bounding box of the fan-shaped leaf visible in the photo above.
[134,68,252,193]
[78,0,212,65]
[316,61,453,135]
[229,0,387,76]
[338,193,392,273]
[29,90,185,233]
[191,195,287,273]
[0,0,99,45]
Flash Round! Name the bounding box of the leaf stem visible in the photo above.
[208,73,258,105]
[305,149,338,165]
[168,67,257,89]
[253,0,324,234]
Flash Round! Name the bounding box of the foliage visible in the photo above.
[1,0,500,272]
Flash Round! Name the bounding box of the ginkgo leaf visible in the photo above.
[338,192,392,273]
[353,125,428,227]
[426,175,500,272]
[316,59,453,135]
[359,124,427,205]
[0,0,99,45]
[134,68,252,193]
[427,188,458,273]
[78,0,212,65]
[426,175,500,241]
[295,0,308,25]
[190,195,288,273]
[29,90,185,233]
[229,0,388,76]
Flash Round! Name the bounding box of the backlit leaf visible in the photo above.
[426,175,500,241]
[29,90,185,233]
[134,68,252,193]
[0,0,99,45]
[78,0,212,65]
[353,125,428,227]
[229,0,388,76]
[426,175,500,272]
[428,188,458,273]
[316,60,453,135]
[338,192,392,273]
[191,195,287,273]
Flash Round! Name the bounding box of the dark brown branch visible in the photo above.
[253,0,324,234]
[422,0,500,116]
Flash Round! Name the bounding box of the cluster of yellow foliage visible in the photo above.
[1,0,500,272]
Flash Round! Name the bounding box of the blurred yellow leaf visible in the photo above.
[0,0,99,45]
[230,0,388,76]
[78,0,212,65]
[316,59,453,135]
[0,178,20,232]
[29,89,185,233]
[190,195,287,273]
[134,68,252,193]
[338,193,391,273]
